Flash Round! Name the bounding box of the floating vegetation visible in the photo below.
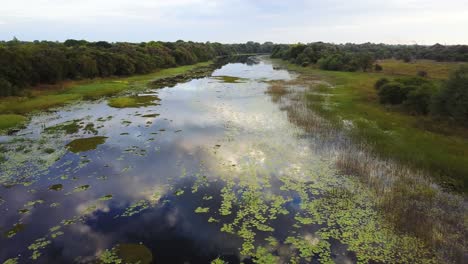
[213,75,247,83]
[28,237,51,260]
[83,123,98,135]
[2,258,19,264]
[99,243,153,264]
[108,95,160,108]
[67,184,90,194]
[119,200,150,217]
[44,119,82,134]
[4,223,26,238]
[99,194,113,201]
[195,207,210,213]
[66,136,107,153]
[174,189,185,196]
[141,114,159,118]
[48,184,63,191]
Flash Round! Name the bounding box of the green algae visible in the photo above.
[66,136,107,153]
[108,95,160,108]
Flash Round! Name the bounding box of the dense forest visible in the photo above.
[0,40,274,96]
[272,42,468,71]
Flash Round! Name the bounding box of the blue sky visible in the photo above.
[1,0,467,44]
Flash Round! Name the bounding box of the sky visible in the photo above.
[0,0,467,44]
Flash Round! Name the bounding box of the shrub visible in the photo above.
[374,78,389,90]
[417,70,428,78]
[378,82,408,104]
[431,66,468,125]
[374,64,383,71]
[404,84,437,114]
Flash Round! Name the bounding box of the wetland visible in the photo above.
[0,56,466,264]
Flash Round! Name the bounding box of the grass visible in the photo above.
[275,59,468,193]
[379,59,467,80]
[0,61,212,116]
[0,114,28,131]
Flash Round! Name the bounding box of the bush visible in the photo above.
[404,84,437,114]
[374,64,383,71]
[417,70,428,78]
[431,66,468,125]
[374,78,389,90]
[378,82,408,104]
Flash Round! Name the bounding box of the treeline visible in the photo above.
[375,66,468,125]
[0,39,274,97]
[272,42,468,70]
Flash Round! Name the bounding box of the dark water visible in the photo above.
[0,57,447,263]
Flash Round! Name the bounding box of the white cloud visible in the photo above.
[0,0,466,44]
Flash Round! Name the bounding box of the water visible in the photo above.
[0,58,455,263]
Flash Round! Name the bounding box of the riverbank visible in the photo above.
[272,59,468,193]
[0,61,213,133]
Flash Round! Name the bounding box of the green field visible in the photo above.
[275,59,468,193]
[0,61,212,132]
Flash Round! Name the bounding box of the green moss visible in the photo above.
[99,194,113,201]
[0,114,27,131]
[66,136,107,153]
[108,95,160,108]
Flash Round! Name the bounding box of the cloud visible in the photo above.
[0,0,466,44]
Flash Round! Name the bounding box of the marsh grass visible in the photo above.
[273,59,468,193]
[266,64,467,263]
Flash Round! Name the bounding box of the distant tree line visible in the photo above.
[0,39,274,97]
[271,42,468,71]
[375,66,468,125]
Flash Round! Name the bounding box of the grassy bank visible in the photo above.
[274,59,468,193]
[0,61,212,132]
